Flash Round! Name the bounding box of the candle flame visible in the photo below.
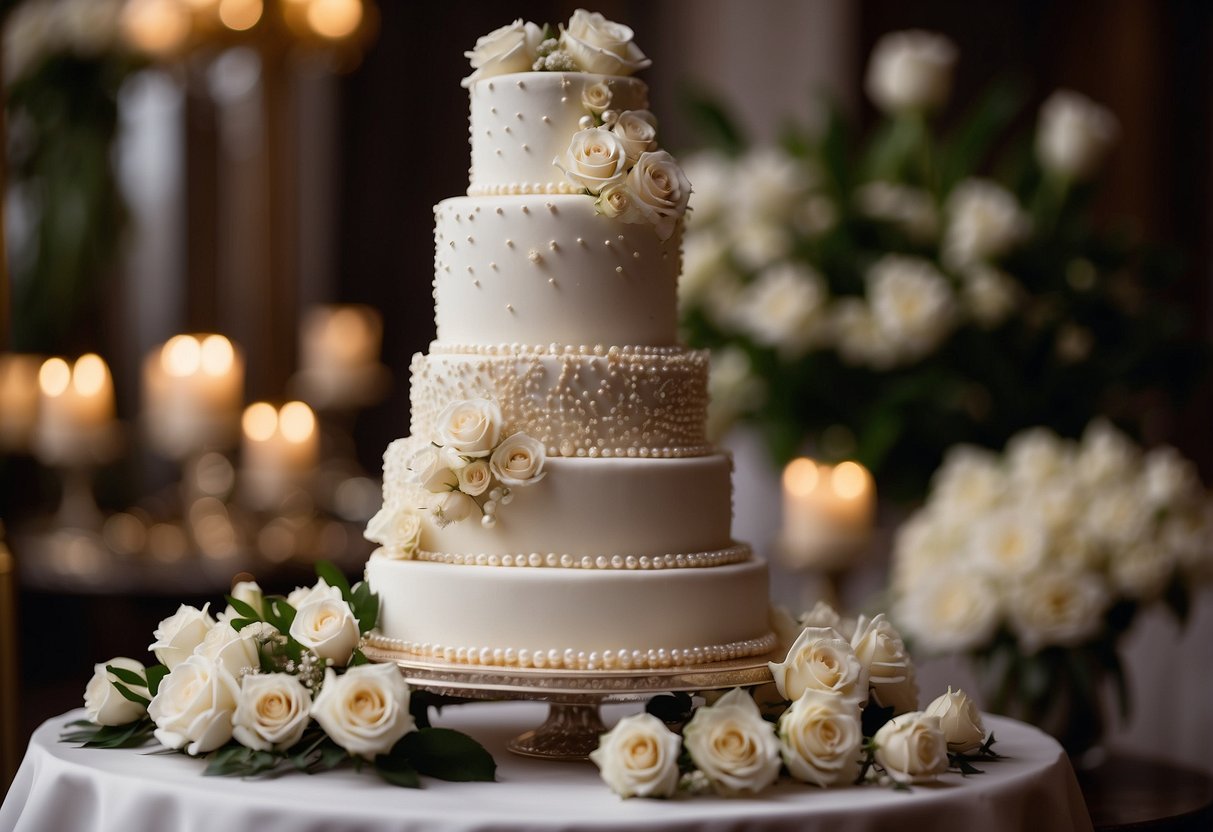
[218,0,262,31]
[242,402,278,442]
[163,335,201,377]
[72,354,109,396]
[279,401,315,443]
[38,358,71,397]
[832,461,870,500]
[783,457,820,497]
[307,0,363,39]
[200,335,235,376]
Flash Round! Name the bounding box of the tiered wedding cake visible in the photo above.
[363,11,773,671]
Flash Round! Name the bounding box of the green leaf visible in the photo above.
[111,682,151,707]
[145,665,169,696]
[314,561,353,604]
[229,617,261,632]
[203,744,281,778]
[374,751,422,788]
[104,665,148,689]
[350,581,380,634]
[225,595,262,622]
[348,649,370,667]
[62,718,156,749]
[397,727,497,782]
[938,77,1026,191]
[263,597,298,634]
[680,90,746,156]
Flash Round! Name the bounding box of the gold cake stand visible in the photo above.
[363,639,776,760]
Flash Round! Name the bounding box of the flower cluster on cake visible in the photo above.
[590,603,996,798]
[360,10,774,675]
[890,420,1212,750]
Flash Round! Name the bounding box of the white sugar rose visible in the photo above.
[364,504,423,559]
[289,594,360,666]
[561,128,628,193]
[581,80,613,113]
[432,489,477,526]
[769,626,868,706]
[611,109,657,164]
[457,459,492,497]
[196,620,265,677]
[149,603,215,670]
[865,30,957,115]
[778,690,864,787]
[589,712,681,798]
[851,613,919,715]
[924,687,986,753]
[461,19,543,88]
[682,687,781,795]
[84,657,148,726]
[232,672,311,752]
[435,398,502,457]
[148,654,240,756]
[595,182,644,223]
[801,600,845,633]
[311,664,416,760]
[560,9,651,76]
[406,445,459,493]
[626,150,691,241]
[1036,90,1118,181]
[489,433,547,487]
[873,712,950,784]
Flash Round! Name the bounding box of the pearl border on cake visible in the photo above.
[412,543,751,570]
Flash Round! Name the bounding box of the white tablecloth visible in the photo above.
[2,702,1092,832]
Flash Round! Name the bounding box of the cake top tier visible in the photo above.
[461,11,690,242]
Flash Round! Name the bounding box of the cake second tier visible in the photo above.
[434,194,681,347]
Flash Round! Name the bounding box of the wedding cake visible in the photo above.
[363,11,773,671]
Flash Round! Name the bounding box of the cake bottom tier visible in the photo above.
[365,553,774,670]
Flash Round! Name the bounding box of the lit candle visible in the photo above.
[780,458,875,570]
[144,334,244,459]
[294,304,387,409]
[0,353,41,452]
[240,401,318,509]
[33,355,117,465]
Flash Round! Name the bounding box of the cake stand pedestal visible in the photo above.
[362,641,776,760]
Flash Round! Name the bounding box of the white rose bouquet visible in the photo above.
[678,29,1206,500]
[62,562,496,788]
[891,421,1213,753]
[591,604,996,799]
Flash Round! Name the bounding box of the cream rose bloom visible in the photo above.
[149,603,215,670]
[457,459,493,497]
[561,128,628,193]
[943,179,1030,269]
[147,654,241,756]
[850,614,918,715]
[461,19,543,88]
[435,398,502,457]
[865,30,957,114]
[924,687,986,753]
[854,181,939,243]
[894,570,1001,654]
[489,432,547,487]
[865,254,957,362]
[432,489,477,527]
[611,109,657,164]
[768,627,868,706]
[286,577,336,611]
[364,504,423,559]
[1036,90,1118,181]
[626,150,691,241]
[1008,569,1111,653]
[232,672,312,752]
[595,182,644,223]
[581,80,613,113]
[196,621,266,677]
[682,687,781,795]
[405,445,459,493]
[873,712,950,784]
[778,690,864,787]
[230,581,263,617]
[311,664,416,760]
[560,9,651,76]
[84,657,148,726]
[289,593,361,666]
[589,712,681,798]
[734,262,828,358]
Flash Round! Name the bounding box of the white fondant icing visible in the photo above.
[411,543,751,570]
[469,72,648,193]
[434,195,680,347]
[365,554,772,661]
[409,347,709,458]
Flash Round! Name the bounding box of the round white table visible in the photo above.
[2,702,1093,832]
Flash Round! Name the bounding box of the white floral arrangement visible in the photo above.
[890,420,1213,745]
[363,397,546,558]
[64,564,497,787]
[678,28,1204,499]
[462,11,691,240]
[590,603,997,798]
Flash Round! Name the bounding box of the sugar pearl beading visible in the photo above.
[413,544,751,570]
